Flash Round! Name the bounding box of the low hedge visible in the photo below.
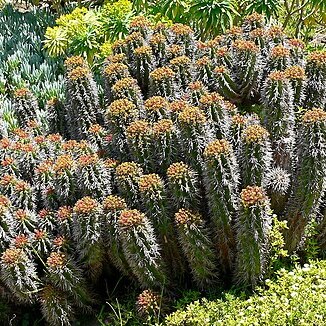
[165,260,326,326]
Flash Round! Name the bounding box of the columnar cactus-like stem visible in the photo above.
[102,195,131,276]
[170,24,196,58]
[167,162,201,212]
[76,153,111,199]
[73,197,104,281]
[12,88,38,128]
[262,71,295,172]
[285,108,326,252]
[0,196,12,250]
[118,209,167,289]
[187,81,207,106]
[64,59,102,140]
[126,120,152,170]
[302,50,326,109]
[45,97,66,136]
[149,119,178,173]
[133,45,154,94]
[149,67,177,99]
[240,124,272,187]
[39,284,74,326]
[1,248,41,303]
[111,77,144,109]
[115,162,143,208]
[235,186,272,287]
[106,99,139,159]
[267,45,291,72]
[175,209,218,288]
[199,92,230,139]
[284,65,306,107]
[170,55,192,90]
[203,139,239,274]
[177,106,211,174]
[46,252,92,309]
[144,96,170,122]
[138,174,184,278]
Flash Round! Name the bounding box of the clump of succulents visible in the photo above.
[1,12,326,325]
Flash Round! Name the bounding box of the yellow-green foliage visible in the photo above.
[165,260,326,326]
[43,1,133,62]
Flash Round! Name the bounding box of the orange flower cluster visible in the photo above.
[175,208,202,226]
[150,67,175,81]
[233,40,258,53]
[57,206,73,221]
[170,55,191,66]
[204,139,231,158]
[137,289,160,315]
[138,174,163,193]
[302,108,326,124]
[126,120,150,139]
[167,162,190,180]
[47,252,66,269]
[74,197,98,215]
[243,125,269,144]
[178,107,206,125]
[145,96,168,112]
[152,119,174,135]
[103,195,127,211]
[119,209,144,227]
[115,162,142,179]
[241,186,267,207]
[1,248,25,265]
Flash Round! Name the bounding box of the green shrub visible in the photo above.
[165,260,326,326]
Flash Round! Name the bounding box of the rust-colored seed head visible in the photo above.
[167,44,184,56]
[150,67,175,81]
[116,162,142,179]
[47,252,66,269]
[1,248,25,265]
[107,53,126,63]
[137,289,160,315]
[68,67,90,81]
[233,40,258,53]
[178,106,206,125]
[170,55,191,66]
[167,162,190,180]
[126,120,150,139]
[13,128,29,139]
[302,108,326,124]
[15,181,30,192]
[145,96,168,112]
[204,139,231,158]
[36,160,53,174]
[107,99,136,118]
[241,186,267,207]
[74,197,98,215]
[243,125,269,144]
[284,66,305,80]
[134,45,152,56]
[268,71,287,81]
[138,174,163,193]
[104,158,119,169]
[271,45,290,58]
[152,119,174,135]
[38,209,50,219]
[175,208,202,226]
[119,209,145,228]
[103,195,127,211]
[0,174,16,186]
[57,206,73,221]
[1,156,14,167]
